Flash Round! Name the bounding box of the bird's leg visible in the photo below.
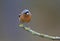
[23,23,29,27]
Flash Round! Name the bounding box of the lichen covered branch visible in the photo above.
[19,24,60,40]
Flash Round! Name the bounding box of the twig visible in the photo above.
[19,24,60,40]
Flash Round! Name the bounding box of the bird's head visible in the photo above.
[21,9,31,15]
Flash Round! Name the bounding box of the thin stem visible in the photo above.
[19,24,60,40]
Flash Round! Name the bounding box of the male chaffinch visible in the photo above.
[19,9,32,24]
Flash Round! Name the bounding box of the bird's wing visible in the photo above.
[18,14,21,17]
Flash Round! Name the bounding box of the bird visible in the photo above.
[18,9,32,24]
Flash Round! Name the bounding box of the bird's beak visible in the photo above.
[26,13,29,15]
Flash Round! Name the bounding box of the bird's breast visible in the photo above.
[20,14,31,23]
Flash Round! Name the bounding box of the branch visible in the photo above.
[19,24,60,40]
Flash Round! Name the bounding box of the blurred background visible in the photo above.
[0,0,60,41]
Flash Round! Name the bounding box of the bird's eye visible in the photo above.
[24,11,29,14]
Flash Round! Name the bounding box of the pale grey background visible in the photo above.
[0,0,60,41]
